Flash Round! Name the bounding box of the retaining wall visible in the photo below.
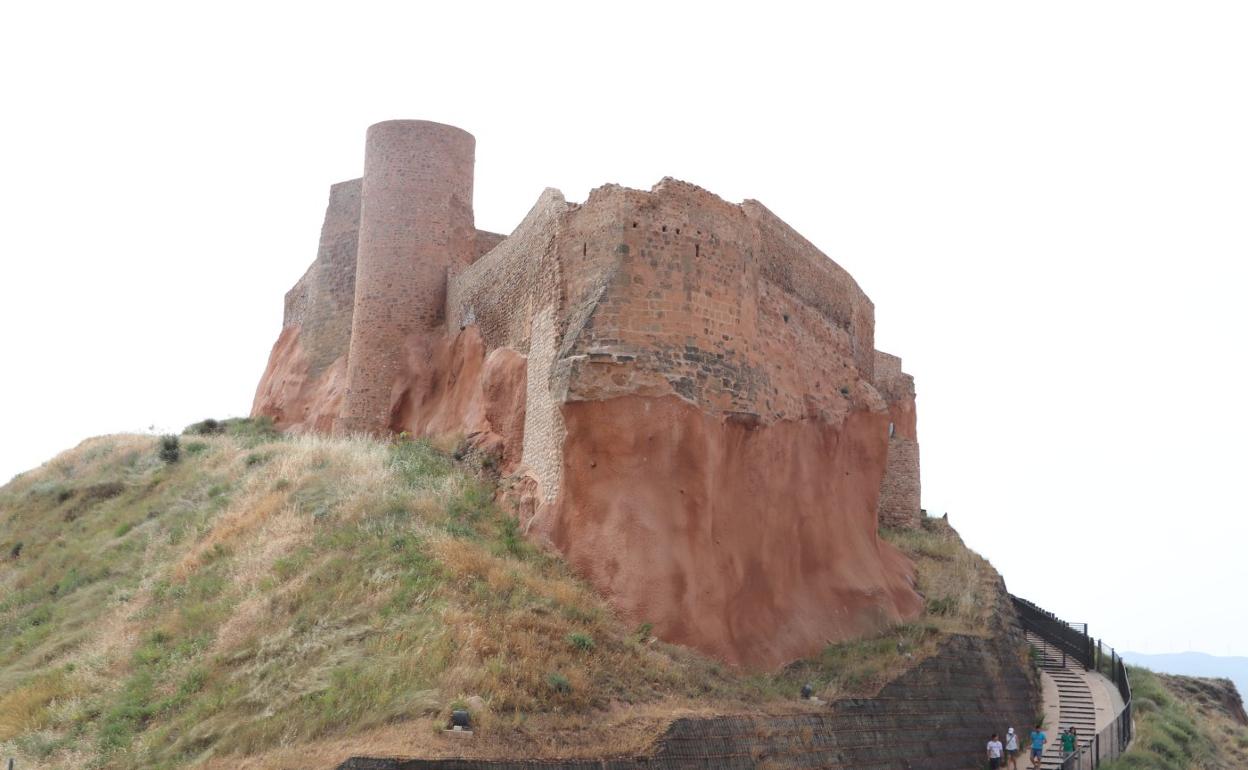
[337,624,1036,770]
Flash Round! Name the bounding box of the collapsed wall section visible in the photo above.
[296,178,362,376]
[251,178,361,431]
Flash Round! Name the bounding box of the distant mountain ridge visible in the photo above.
[1122,651,1248,699]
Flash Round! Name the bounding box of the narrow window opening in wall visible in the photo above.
[782,313,790,323]
[662,225,668,232]
[889,422,896,438]
[676,228,681,234]
[695,244,700,257]
[582,243,587,256]
[633,221,638,228]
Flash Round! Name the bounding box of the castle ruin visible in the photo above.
[254,120,923,668]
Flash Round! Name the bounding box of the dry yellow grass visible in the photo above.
[0,427,1012,769]
[881,515,1000,636]
[0,670,77,740]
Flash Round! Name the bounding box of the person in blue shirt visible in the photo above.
[1030,723,1047,768]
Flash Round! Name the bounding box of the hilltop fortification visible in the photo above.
[253,119,924,668]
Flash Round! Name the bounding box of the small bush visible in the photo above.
[183,418,225,436]
[244,452,271,467]
[226,416,279,445]
[9,541,21,559]
[158,435,180,464]
[567,632,595,652]
[114,522,134,538]
[184,441,210,455]
[498,515,525,558]
[546,672,572,694]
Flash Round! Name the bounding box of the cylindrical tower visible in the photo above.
[335,120,476,435]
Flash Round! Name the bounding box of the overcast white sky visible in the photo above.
[1,2,1244,657]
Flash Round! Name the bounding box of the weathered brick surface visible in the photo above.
[336,120,477,435]
[288,178,362,377]
[556,180,879,424]
[874,352,921,529]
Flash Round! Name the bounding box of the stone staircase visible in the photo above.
[1027,632,1097,769]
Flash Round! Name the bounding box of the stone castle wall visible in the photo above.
[337,120,477,435]
[253,119,927,666]
[557,180,880,425]
[874,351,921,529]
[287,178,362,377]
[446,189,570,502]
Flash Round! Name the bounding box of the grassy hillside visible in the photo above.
[1101,667,1248,770]
[1,425,1004,769]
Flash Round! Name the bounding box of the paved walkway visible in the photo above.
[1026,632,1098,769]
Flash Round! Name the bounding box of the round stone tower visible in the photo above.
[336,120,476,435]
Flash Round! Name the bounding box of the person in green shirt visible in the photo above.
[1061,727,1076,754]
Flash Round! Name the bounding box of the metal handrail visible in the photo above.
[1012,595,1096,669]
[1011,595,1133,770]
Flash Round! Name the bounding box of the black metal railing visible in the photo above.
[1059,652,1132,770]
[1012,595,1096,669]
[1010,595,1133,769]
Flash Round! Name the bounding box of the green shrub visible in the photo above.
[244,452,271,467]
[567,633,595,652]
[225,416,279,445]
[498,515,525,557]
[546,672,572,694]
[927,596,957,616]
[158,435,180,464]
[183,418,224,436]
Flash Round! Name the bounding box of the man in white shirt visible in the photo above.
[987,732,1005,770]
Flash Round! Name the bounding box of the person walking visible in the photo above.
[1061,726,1077,756]
[987,732,1005,769]
[1005,726,1020,769]
[1030,723,1047,769]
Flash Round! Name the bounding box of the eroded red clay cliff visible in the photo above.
[391,327,528,473]
[538,396,921,669]
[251,327,346,434]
